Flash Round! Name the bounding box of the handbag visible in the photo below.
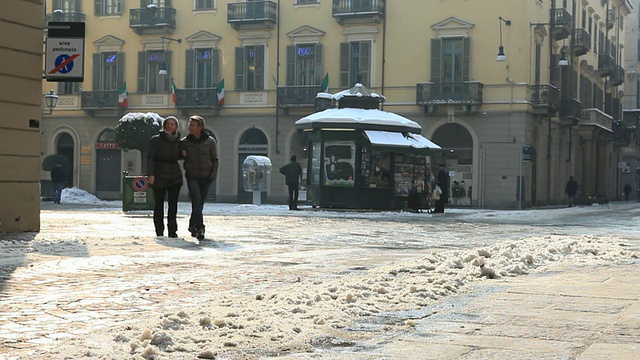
[431,188,440,200]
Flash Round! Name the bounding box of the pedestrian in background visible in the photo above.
[623,183,632,201]
[279,155,303,210]
[181,115,219,240]
[565,176,578,207]
[50,163,67,204]
[148,116,183,238]
[433,164,449,213]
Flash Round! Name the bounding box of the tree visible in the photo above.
[41,154,70,172]
[115,112,163,174]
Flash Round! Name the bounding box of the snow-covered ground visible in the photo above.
[1,188,638,359]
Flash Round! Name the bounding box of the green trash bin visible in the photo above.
[122,171,155,212]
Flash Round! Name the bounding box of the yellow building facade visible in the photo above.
[41,0,632,208]
[1,0,44,232]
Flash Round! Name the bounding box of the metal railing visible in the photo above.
[559,98,582,119]
[571,28,591,56]
[416,82,484,105]
[277,86,322,107]
[175,88,218,109]
[45,12,86,24]
[332,0,385,16]
[81,91,119,110]
[610,66,625,87]
[552,8,572,40]
[530,84,560,109]
[129,7,176,28]
[227,1,277,23]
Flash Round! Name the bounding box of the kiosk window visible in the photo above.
[309,142,321,185]
[324,141,355,187]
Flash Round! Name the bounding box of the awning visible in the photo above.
[364,130,441,150]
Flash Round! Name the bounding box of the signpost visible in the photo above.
[45,22,85,82]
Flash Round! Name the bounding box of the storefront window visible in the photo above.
[309,141,321,185]
[393,154,427,196]
[324,141,355,187]
[362,151,392,188]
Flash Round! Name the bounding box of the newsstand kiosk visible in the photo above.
[295,84,441,210]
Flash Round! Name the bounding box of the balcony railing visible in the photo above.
[175,88,218,109]
[610,66,625,87]
[605,97,623,121]
[227,1,277,29]
[45,12,86,26]
[606,9,615,29]
[571,28,591,56]
[529,84,560,116]
[332,0,385,23]
[581,108,613,132]
[552,8,572,40]
[81,91,119,110]
[559,97,582,121]
[278,86,322,108]
[416,82,484,106]
[598,54,614,77]
[129,7,176,34]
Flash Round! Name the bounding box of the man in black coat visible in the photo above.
[279,155,303,210]
[433,164,449,213]
[565,176,578,207]
[50,163,66,204]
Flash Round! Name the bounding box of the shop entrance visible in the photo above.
[95,129,121,199]
[55,132,75,187]
[431,123,473,206]
[237,128,268,203]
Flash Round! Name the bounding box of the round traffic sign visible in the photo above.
[132,177,149,192]
[54,54,75,74]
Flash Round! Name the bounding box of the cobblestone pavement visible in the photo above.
[1,202,639,359]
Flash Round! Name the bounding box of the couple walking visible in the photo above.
[147,115,219,240]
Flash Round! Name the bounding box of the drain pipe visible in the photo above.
[380,2,387,110]
[275,0,281,154]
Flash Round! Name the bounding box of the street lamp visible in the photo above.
[159,36,181,76]
[44,89,58,114]
[497,16,511,62]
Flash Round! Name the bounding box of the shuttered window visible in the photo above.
[430,38,470,84]
[94,0,122,15]
[195,0,215,10]
[137,50,171,93]
[185,48,221,89]
[140,0,171,7]
[339,42,370,87]
[92,52,125,91]
[234,46,265,91]
[285,44,323,86]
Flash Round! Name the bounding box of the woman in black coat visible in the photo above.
[434,164,449,213]
[148,116,183,237]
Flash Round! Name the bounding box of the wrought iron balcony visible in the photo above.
[552,8,572,40]
[416,82,483,108]
[529,84,560,116]
[81,91,119,110]
[277,86,322,108]
[129,7,176,35]
[606,9,615,29]
[175,88,218,109]
[227,1,277,30]
[605,97,623,121]
[581,108,613,132]
[571,28,591,56]
[610,66,625,87]
[598,54,614,77]
[45,12,86,26]
[332,0,385,24]
[559,97,582,122]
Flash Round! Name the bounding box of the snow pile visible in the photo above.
[119,112,163,126]
[60,187,106,204]
[103,234,638,358]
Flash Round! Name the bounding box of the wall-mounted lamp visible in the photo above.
[159,35,181,76]
[44,89,58,114]
[558,48,569,66]
[497,16,511,62]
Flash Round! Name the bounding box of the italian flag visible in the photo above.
[217,79,225,106]
[171,78,178,103]
[117,82,128,108]
[321,73,329,93]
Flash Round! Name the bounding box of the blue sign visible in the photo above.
[54,54,75,74]
[297,47,314,57]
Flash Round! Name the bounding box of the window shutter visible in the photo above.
[138,51,146,92]
[314,44,323,85]
[164,50,172,91]
[165,0,172,7]
[53,0,62,10]
[339,43,349,87]
[117,52,125,90]
[93,53,101,90]
[359,42,370,86]
[212,49,221,85]
[116,0,122,14]
[550,54,560,89]
[94,0,103,15]
[140,0,147,7]
[430,39,441,83]
[185,49,194,89]
[462,38,470,82]
[235,47,245,90]
[255,45,265,90]
[286,45,295,86]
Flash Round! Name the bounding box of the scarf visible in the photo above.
[165,131,179,142]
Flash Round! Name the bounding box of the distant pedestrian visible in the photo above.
[433,164,449,213]
[623,183,632,201]
[148,116,183,238]
[565,176,578,207]
[181,115,219,240]
[279,155,303,210]
[50,163,67,204]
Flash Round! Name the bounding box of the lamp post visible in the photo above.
[497,16,511,62]
[159,36,181,76]
[44,89,58,114]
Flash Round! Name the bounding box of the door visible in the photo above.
[237,128,268,203]
[96,149,121,199]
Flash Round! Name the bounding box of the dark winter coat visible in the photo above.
[147,131,183,189]
[180,133,219,181]
[279,161,302,185]
[51,164,66,184]
[565,179,578,196]
[436,168,449,201]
